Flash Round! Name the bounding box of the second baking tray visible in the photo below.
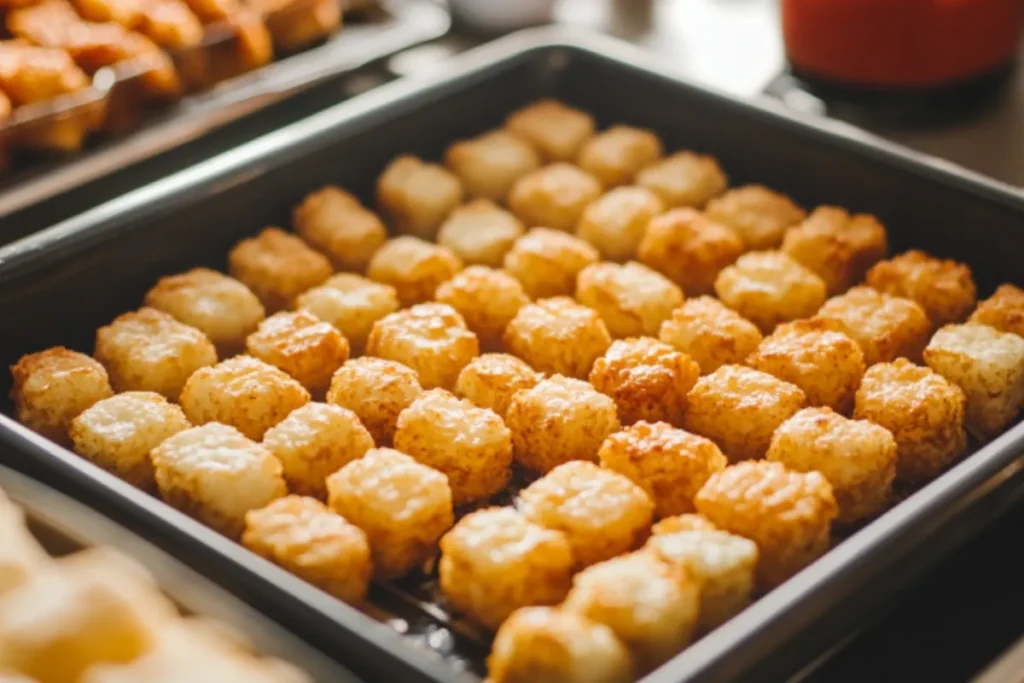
[0,27,1024,683]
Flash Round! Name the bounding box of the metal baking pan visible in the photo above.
[0,26,1023,683]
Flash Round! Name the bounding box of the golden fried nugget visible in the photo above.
[658,296,763,375]
[376,155,463,239]
[576,262,683,339]
[781,206,888,295]
[435,266,529,350]
[714,251,827,333]
[704,185,807,250]
[444,130,542,202]
[507,163,602,232]
[454,353,540,419]
[436,200,525,267]
[366,235,462,307]
[504,297,610,379]
[866,250,977,326]
[575,186,665,262]
[815,286,932,366]
[326,357,422,445]
[0,492,48,598]
[228,228,333,313]
[503,227,599,299]
[576,125,663,188]
[635,150,727,209]
[292,186,387,273]
[637,208,744,296]
[969,284,1024,338]
[294,273,399,355]
[504,99,596,162]
[245,310,349,397]
[650,513,718,536]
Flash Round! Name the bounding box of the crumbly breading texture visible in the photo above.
[292,186,387,273]
[504,297,611,379]
[575,261,684,339]
[866,249,977,326]
[245,310,349,397]
[454,353,540,420]
[969,283,1024,338]
[714,251,827,333]
[658,296,762,375]
[576,186,665,262]
[504,227,599,299]
[435,266,529,351]
[635,151,727,209]
[227,228,333,313]
[326,357,422,445]
[376,155,463,240]
[815,286,932,366]
[294,273,399,356]
[704,185,806,250]
[507,163,602,233]
[781,205,888,295]
[444,131,541,203]
[436,199,525,268]
[638,208,743,297]
[366,236,463,308]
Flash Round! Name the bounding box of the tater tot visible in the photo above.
[695,461,837,589]
[969,283,1024,338]
[438,507,574,630]
[683,365,806,462]
[781,206,888,295]
[854,359,967,482]
[635,150,728,209]
[245,310,349,398]
[444,130,542,202]
[747,319,865,414]
[365,303,479,390]
[503,227,599,299]
[651,513,718,536]
[242,495,371,605]
[504,297,611,379]
[815,286,932,366]
[69,392,190,490]
[179,355,310,440]
[376,155,463,240]
[454,353,540,419]
[295,273,399,355]
[436,200,525,267]
[435,266,529,350]
[924,323,1024,436]
[599,421,726,517]
[10,347,114,444]
[326,357,422,444]
[518,461,653,568]
[144,268,266,356]
[576,125,663,189]
[228,228,333,313]
[366,236,463,307]
[0,492,49,598]
[714,251,827,333]
[292,186,387,273]
[575,262,684,339]
[637,208,744,296]
[704,185,807,250]
[504,99,596,162]
[507,163,602,232]
[326,448,453,578]
[575,186,665,262]
[95,308,217,400]
[658,296,763,375]
[262,402,373,499]
[866,250,977,326]
[767,407,897,523]
[393,389,512,504]
[589,338,699,426]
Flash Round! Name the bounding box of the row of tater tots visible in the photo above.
[9,98,1024,683]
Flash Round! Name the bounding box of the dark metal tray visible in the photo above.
[0,27,1023,683]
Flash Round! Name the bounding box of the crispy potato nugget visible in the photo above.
[366,236,462,307]
[635,150,727,209]
[576,262,684,339]
[439,507,574,630]
[376,155,463,239]
[326,448,453,578]
[970,283,1024,338]
[866,250,977,326]
[924,323,1024,436]
[454,353,540,419]
[575,186,664,262]
[444,130,542,202]
[650,513,718,536]
[599,421,726,517]
[0,493,49,598]
[394,389,512,504]
[637,208,743,296]
[245,310,349,397]
[151,423,286,537]
[504,99,596,162]
[507,163,602,232]
[576,125,663,188]
[854,359,967,482]
[262,402,373,499]
[518,461,653,568]
[179,355,310,440]
[589,338,699,426]
[292,186,387,273]
[326,357,422,444]
[695,461,837,589]
[714,251,827,333]
[504,227,599,299]
[435,266,529,350]
[10,347,113,443]
[504,297,611,379]
[295,273,399,355]
[815,286,932,366]
[767,407,897,523]
[658,296,763,375]
[228,228,333,313]
[781,206,888,295]
[436,200,525,267]
[704,185,807,250]
[242,495,371,604]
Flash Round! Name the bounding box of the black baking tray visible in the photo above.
[0,27,1023,683]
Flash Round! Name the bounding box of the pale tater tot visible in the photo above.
[599,421,726,518]
[454,353,540,419]
[326,357,422,444]
[924,323,1024,436]
[658,296,763,375]
[69,392,190,490]
[704,185,807,250]
[376,155,463,239]
[507,163,602,232]
[95,308,217,400]
[866,249,977,326]
[637,208,744,296]
[295,273,399,355]
[969,283,1024,338]
[683,365,806,462]
[393,389,512,504]
[144,268,266,356]
[695,461,837,589]
[518,461,653,567]
[435,266,529,350]
[781,206,888,295]
[714,251,827,333]
[589,338,699,426]
[767,407,897,524]
[575,262,684,339]
[438,507,574,630]
[575,186,664,262]
[504,298,610,379]
[292,186,387,273]
[503,227,599,299]
[326,448,453,578]
[0,492,48,598]
[815,286,932,366]
[444,130,542,202]
[747,319,865,414]
[650,513,718,536]
[10,347,113,444]
[179,355,310,440]
[242,495,371,605]
[262,402,373,499]
[227,228,333,313]
[576,125,663,189]
[436,200,525,267]
[635,150,728,209]
[504,99,596,162]
[854,359,967,482]
[151,423,286,537]
[365,303,479,390]
[366,236,463,307]
[245,310,349,398]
